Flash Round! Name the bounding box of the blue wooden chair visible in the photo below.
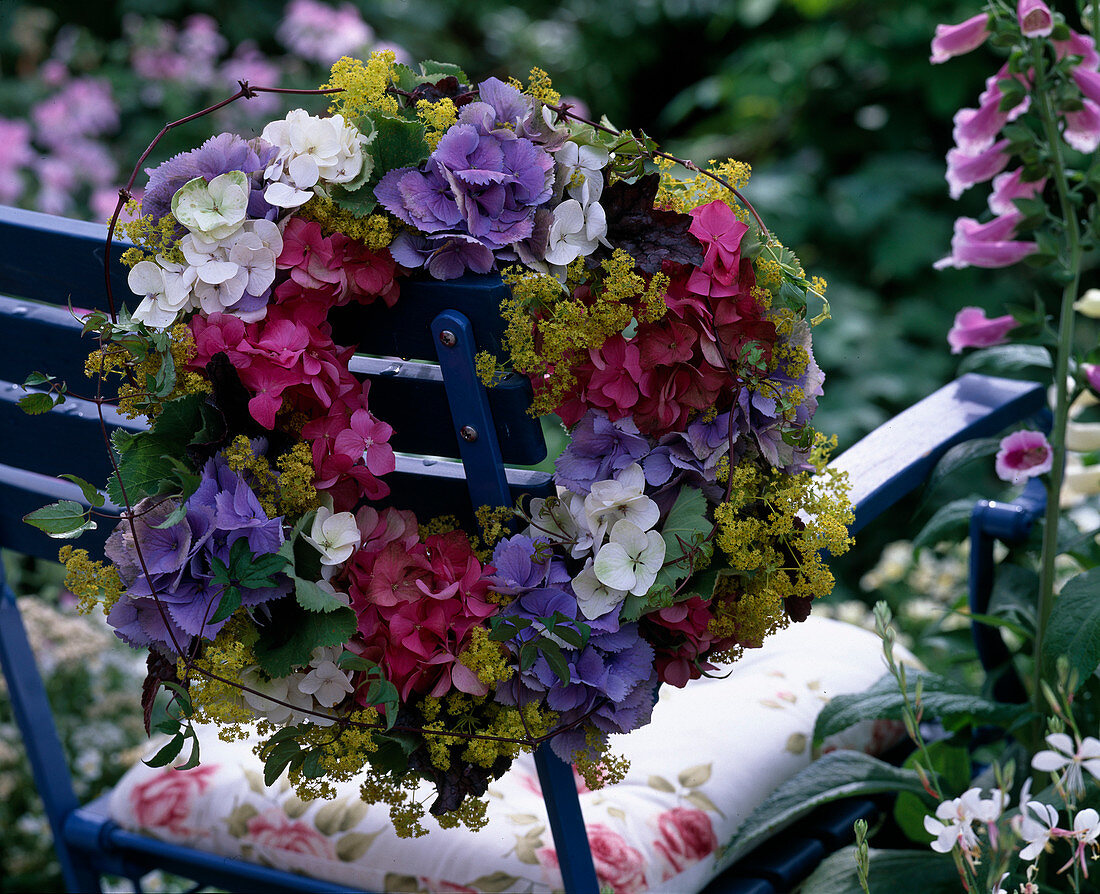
[0,204,1046,893]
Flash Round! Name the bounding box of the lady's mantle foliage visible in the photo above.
[47,52,851,837]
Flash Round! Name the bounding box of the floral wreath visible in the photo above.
[39,53,853,836]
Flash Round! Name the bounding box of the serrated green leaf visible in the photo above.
[540,639,570,684]
[813,671,1027,745]
[209,585,241,624]
[295,576,346,613]
[718,752,927,866]
[59,474,106,508]
[419,60,467,82]
[22,371,54,387]
[368,114,428,179]
[18,392,56,415]
[23,500,95,538]
[1042,567,1100,688]
[153,502,189,529]
[253,600,357,678]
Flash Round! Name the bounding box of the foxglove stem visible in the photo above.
[1031,41,1082,755]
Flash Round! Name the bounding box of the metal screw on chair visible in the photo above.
[459,425,478,442]
[439,330,457,347]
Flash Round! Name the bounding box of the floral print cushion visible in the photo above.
[108,616,903,893]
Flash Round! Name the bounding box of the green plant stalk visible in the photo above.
[1031,43,1083,746]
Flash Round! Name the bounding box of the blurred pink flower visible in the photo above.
[935,213,1037,271]
[1065,99,1100,152]
[1018,0,1054,38]
[988,168,1046,215]
[995,430,1052,483]
[930,14,991,64]
[277,0,374,64]
[946,139,1010,199]
[0,119,32,204]
[946,306,1018,353]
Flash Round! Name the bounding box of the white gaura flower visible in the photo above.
[1016,799,1060,862]
[593,518,666,597]
[128,256,197,329]
[584,463,660,549]
[1032,732,1100,796]
[572,558,627,620]
[262,109,366,209]
[922,787,1005,856]
[303,506,361,567]
[171,171,249,241]
[1065,807,1100,877]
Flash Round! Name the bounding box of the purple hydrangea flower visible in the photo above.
[494,586,657,762]
[388,230,494,279]
[104,456,288,655]
[487,535,570,596]
[555,410,651,494]
[142,132,278,223]
[373,78,554,277]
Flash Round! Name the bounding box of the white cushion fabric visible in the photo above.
[108,616,903,893]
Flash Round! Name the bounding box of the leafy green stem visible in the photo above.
[1031,39,1083,750]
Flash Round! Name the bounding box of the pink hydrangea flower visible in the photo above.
[995,430,1053,483]
[931,14,991,64]
[947,306,1018,353]
[1018,0,1054,38]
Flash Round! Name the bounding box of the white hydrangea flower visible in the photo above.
[584,463,660,549]
[240,666,315,727]
[174,219,283,319]
[171,171,249,241]
[303,506,362,567]
[572,558,627,620]
[593,518,666,597]
[298,646,354,709]
[526,489,593,558]
[129,256,197,329]
[557,141,609,202]
[261,109,366,209]
[544,197,608,267]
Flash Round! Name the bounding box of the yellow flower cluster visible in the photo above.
[84,323,208,419]
[416,97,457,149]
[474,504,516,552]
[221,436,319,518]
[325,52,399,120]
[526,67,561,106]
[58,545,124,615]
[286,711,380,801]
[117,204,184,266]
[297,195,394,250]
[458,627,514,688]
[710,441,853,645]
[656,159,752,216]
[359,771,429,838]
[572,727,630,790]
[497,251,668,417]
[275,442,321,517]
[185,618,260,735]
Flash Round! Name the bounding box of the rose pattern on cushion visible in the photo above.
[245,807,338,868]
[653,807,718,879]
[129,763,219,837]
[538,823,647,894]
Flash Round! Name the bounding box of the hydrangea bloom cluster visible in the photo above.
[70,52,850,836]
